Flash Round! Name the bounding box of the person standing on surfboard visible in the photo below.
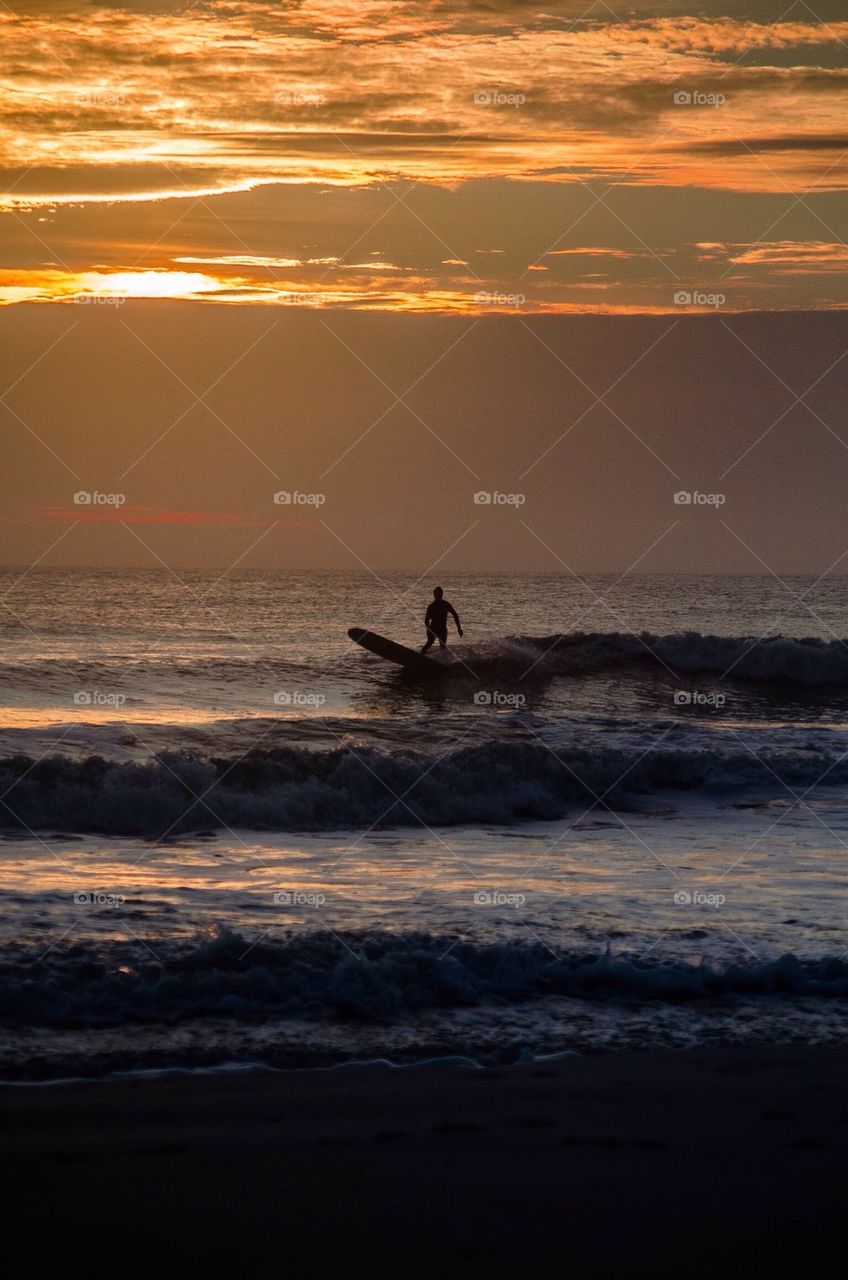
[421,586,463,653]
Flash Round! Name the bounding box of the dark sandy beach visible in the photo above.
[2,1044,845,1273]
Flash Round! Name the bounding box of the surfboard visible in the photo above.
[348,627,443,673]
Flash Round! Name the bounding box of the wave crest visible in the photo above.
[0,734,843,833]
[2,927,847,1029]
[477,630,848,685]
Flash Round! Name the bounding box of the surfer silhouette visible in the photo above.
[421,586,462,653]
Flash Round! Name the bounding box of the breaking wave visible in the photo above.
[3,927,847,1029]
[482,630,848,684]
[0,734,845,833]
[4,632,848,693]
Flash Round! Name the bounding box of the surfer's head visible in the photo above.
[433,586,443,599]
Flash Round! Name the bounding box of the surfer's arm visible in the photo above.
[448,604,463,635]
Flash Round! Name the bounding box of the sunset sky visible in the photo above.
[2,1,847,572]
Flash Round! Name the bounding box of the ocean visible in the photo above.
[2,568,848,1079]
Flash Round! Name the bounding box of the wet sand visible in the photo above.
[2,1044,845,1273]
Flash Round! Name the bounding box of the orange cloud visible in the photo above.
[695,241,848,271]
[732,241,848,267]
[1,5,846,208]
[0,268,248,305]
[546,248,644,258]
[1,4,846,314]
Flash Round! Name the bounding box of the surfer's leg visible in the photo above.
[421,629,435,653]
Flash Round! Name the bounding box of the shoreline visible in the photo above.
[3,1041,845,1270]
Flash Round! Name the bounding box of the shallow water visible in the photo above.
[1,569,847,1077]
